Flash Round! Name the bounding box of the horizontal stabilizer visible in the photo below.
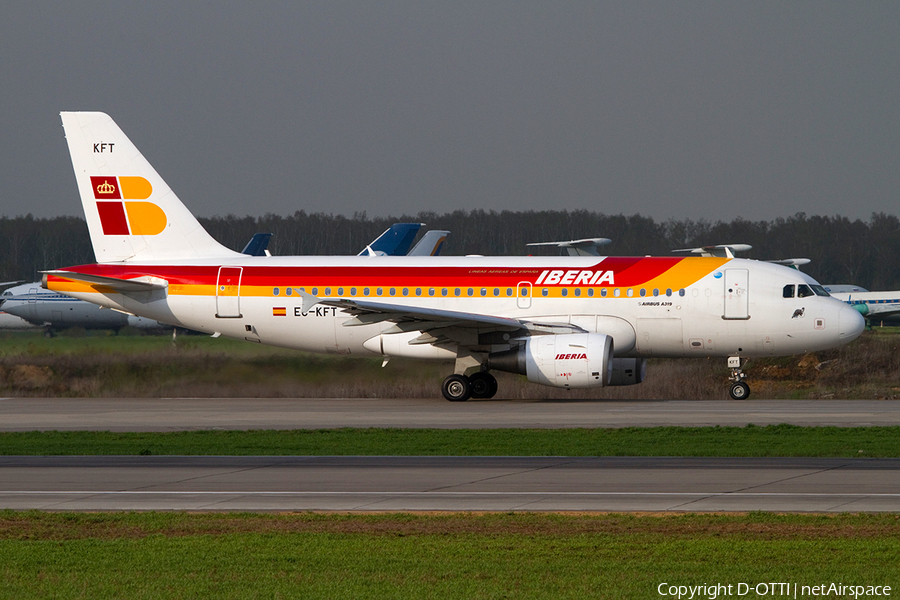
[42,270,168,292]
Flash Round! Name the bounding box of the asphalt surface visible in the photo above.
[2,397,899,431]
[1,456,898,512]
[3,397,897,512]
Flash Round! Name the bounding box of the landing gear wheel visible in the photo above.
[729,381,750,400]
[442,374,472,402]
[468,372,498,399]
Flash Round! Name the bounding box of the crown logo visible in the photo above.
[96,180,116,195]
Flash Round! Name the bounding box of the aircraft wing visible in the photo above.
[41,270,169,292]
[526,238,612,257]
[299,292,585,343]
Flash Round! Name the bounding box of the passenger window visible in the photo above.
[797,284,814,298]
[783,285,795,298]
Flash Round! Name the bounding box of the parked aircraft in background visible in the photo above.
[527,238,612,257]
[359,223,423,256]
[241,233,272,257]
[45,112,864,400]
[824,286,900,325]
[0,308,39,330]
[408,229,449,257]
[0,282,166,334]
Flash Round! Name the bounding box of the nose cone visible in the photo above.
[839,305,866,342]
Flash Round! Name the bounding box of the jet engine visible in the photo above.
[488,333,614,388]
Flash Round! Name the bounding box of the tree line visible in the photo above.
[2,210,898,290]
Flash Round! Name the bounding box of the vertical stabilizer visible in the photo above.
[60,112,241,263]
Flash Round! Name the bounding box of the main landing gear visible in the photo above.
[727,356,750,400]
[441,372,499,402]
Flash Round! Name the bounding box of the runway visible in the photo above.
[3,397,897,512]
[2,397,899,431]
[1,456,897,512]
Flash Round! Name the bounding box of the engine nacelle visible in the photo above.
[489,333,614,389]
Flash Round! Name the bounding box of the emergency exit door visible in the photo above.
[216,267,243,318]
[723,268,749,320]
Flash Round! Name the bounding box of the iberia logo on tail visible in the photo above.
[90,176,167,235]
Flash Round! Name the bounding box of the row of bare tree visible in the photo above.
[2,210,898,290]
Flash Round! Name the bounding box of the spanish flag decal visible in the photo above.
[273,307,287,317]
[90,176,167,235]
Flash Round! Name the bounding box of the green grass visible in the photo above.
[1,425,898,457]
[0,512,897,599]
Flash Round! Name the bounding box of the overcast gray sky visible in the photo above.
[1,1,897,222]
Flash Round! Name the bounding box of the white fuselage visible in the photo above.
[48,255,864,360]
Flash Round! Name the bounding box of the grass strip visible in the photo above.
[1,425,898,457]
[0,512,897,599]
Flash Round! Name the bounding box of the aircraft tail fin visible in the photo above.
[358,223,423,256]
[408,230,449,256]
[60,112,241,263]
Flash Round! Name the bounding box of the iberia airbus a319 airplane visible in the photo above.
[45,112,865,400]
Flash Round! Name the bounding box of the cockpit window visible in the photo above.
[783,285,795,298]
[797,284,815,298]
[811,285,830,297]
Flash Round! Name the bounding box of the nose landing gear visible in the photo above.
[727,356,750,400]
